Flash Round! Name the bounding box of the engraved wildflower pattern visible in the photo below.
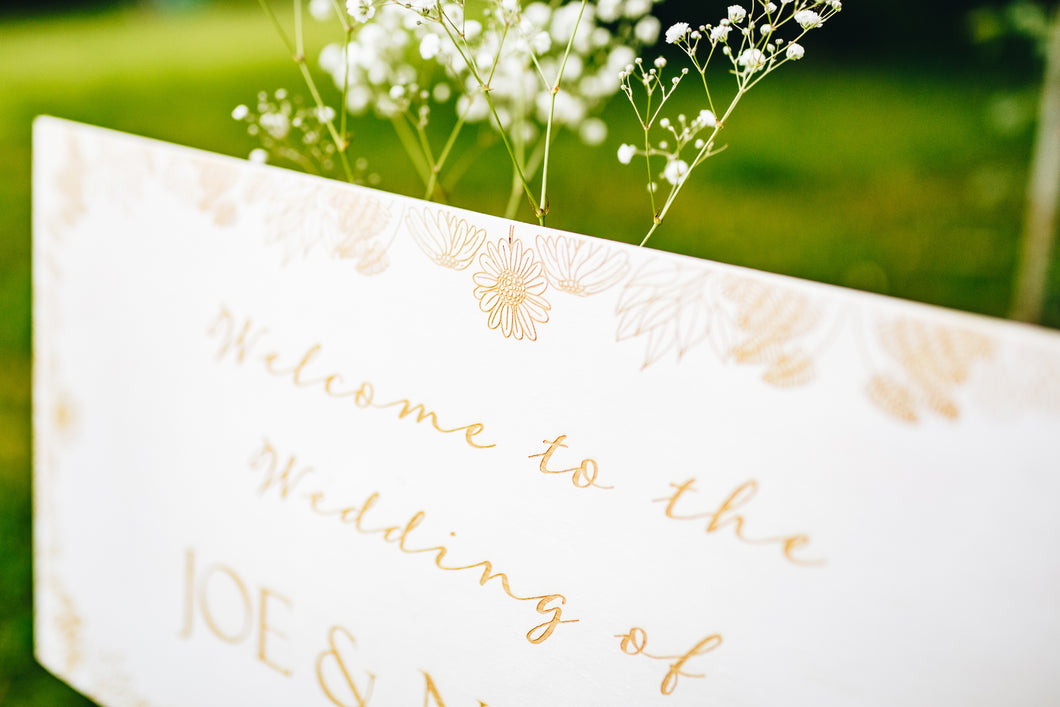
[250,176,393,273]
[616,260,714,368]
[472,238,551,341]
[866,318,995,423]
[536,234,630,296]
[406,206,487,270]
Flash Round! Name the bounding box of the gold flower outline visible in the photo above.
[616,260,714,368]
[535,233,630,296]
[472,237,551,341]
[407,206,487,270]
[250,175,393,274]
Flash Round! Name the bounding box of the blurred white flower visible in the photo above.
[634,15,661,44]
[308,0,331,21]
[420,33,441,60]
[579,117,608,145]
[662,159,689,185]
[617,143,636,164]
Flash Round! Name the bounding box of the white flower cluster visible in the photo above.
[660,0,841,78]
[317,0,664,147]
[618,0,842,244]
[232,89,372,182]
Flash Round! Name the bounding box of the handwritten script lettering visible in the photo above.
[654,478,822,566]
[528,435,614,490]
[251,438,579,644]
[208,307,495,449]
[615,626,723,695]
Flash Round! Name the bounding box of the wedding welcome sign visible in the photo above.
[33,117,1060,706]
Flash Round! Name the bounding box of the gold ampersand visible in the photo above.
[316,626,376,707]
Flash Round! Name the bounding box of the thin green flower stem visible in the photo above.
[504,141,546,220]
[390,116,432,186]
[486,22,511,88]
[640,78,657,219]
[294,0,304,56]
[323,0,352,141]
[414,121,437,167]
[693,44,718,115]
[256,0,354,181]
[538,0,589,225]
[341,26,352,143]
[435,5,541,218]
[442,130,496,192]
[425,105,472,202]
[504,166,523,220]
[643,132,657,222]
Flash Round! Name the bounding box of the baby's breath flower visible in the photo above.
[727,5,747,23]
[710,24,732,43]
[785,42,805,60]
[346,0,375,23]
[662,159,689,185]
[697,109,717,127]
[665,22,690,45]
[737,48,766,72]
[617,143,636,164]
[231,104,249,120]
[249,148,268,164]
[794,9,822,29]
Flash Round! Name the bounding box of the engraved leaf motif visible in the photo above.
[866,374,920,423]
[616,261,713,368]
[51,582,84,674]
[55,137,86,229]
[328,190,393,274]
[406,206,486,270]
[535,234,631,296]
[868,317,995,423]
[720,275,822,387]
[192,158,240,227]
[762,351,815,388]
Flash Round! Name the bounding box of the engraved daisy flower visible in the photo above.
[473,237,551,341]
[535,234,630,296]
[406,206,487,270]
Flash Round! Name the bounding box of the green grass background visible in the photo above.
[0,3,1057,704]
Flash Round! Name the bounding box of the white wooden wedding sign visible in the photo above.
[33,117,1060,706]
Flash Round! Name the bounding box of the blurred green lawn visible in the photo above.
[0,3,1056,705]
